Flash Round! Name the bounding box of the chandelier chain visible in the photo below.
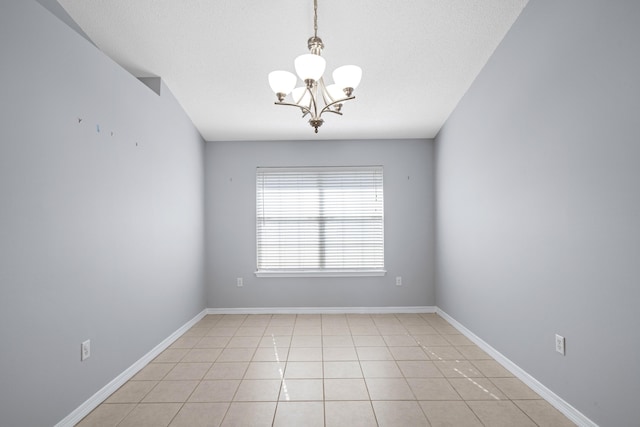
[313,0,318,38]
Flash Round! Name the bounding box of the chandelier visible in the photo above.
[268,0,362,133]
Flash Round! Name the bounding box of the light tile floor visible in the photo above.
[77,313,575,426]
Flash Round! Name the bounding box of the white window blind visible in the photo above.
[256,166,384,276]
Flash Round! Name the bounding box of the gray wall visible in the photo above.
[205,139,435,309]
[0,1,206,426]
[435,1,640,426]
[34,0,94,45]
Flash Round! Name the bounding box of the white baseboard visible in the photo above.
[436,308,598,427]
[54,309,208,427]
[206,306,436,315]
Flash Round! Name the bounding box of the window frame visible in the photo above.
[255,166,386,278]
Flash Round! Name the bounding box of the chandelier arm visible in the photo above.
[291,92,303,105]
[308,85,320,120]
[318,77,333,105]
[321,110,344,117]
[320,90,330,107]
[319,96,355,116]
[274,101,312,117]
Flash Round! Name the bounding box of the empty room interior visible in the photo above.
[1,0,639,426]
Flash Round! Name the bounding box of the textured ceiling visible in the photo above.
[55,0,528,141]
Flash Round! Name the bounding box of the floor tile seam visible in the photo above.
[510,400,559,427]
[140,381,203,405]
[278,397,326,403]
[112,401,186,427]
[163,400,187,427]
[452,399,486,427]
[111,402,137,427]
[227,395,286,403]
[401,396,442,426]
[86,402,135,427]
[109,379,161,404]
[431,360,480,379]
[270,375,285,427]
[499,392,544,409]
[356,357,373,404]
[486,377,523,400]
[438,374,466,403]
[321,350,327,427]
[365,376,418,402]
[217,399,245,426]
[143,362,180,382]
[403,374,525,403]
[367,398,382,427]
[447,374,511,402]
[467,399,542,427]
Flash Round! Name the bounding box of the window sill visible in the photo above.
[255,270,387,278]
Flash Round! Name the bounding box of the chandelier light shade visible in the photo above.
[332,65,362,96]
[268,0,362,133]
[268,71,297,99]
[295,54,327,82]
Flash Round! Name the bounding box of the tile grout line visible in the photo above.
[271,313,294,427]
[320,314,326,427]
[364,315,380,427]
[203,316,235,427]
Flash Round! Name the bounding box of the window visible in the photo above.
[256,166,385,277]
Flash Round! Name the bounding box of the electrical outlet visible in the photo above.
[236,277,243,287]
[395,276,402,286]
[81,339,91,361]
[555,334,565,355]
